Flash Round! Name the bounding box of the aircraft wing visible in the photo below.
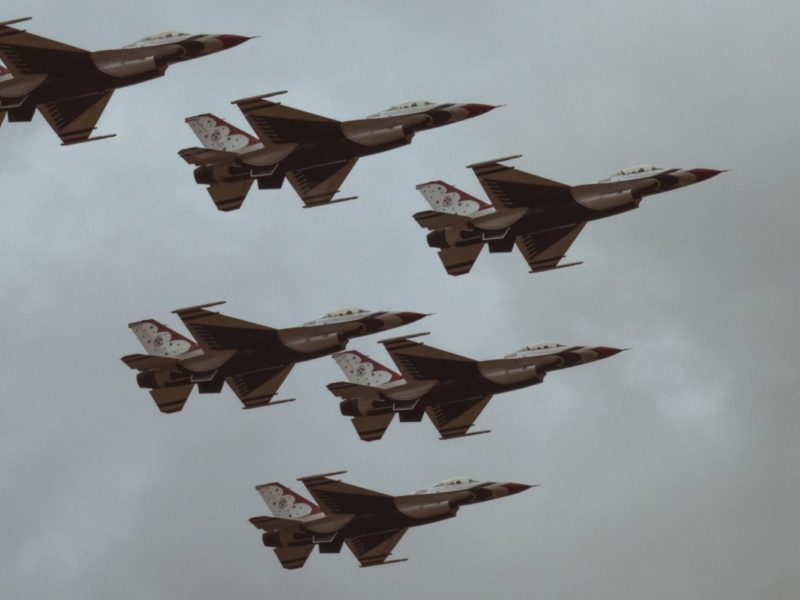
[226,364,293,409]
[286,158,358,207]
[172,302,277,353]
[149,385,194,414]
[381,335,477,382]
[469,156,573,211]
[206,180,254,212]
[436,244,484,276]
[299,472,396,516]
[232,93,341,148]
[38,90,116,145]
[0,20,91,78]
[273,544,314,570]
[346,529,408,568]
[426,395,492,440]
[515,223,585,273]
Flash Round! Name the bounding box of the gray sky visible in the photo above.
[1,1,798,598]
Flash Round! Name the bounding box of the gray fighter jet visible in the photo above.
[250,471,533,569]
[415,156,724,275]
[179,91,496,210]
[328,334,624,440]
[0,18,250,144]
[121,302,427,413]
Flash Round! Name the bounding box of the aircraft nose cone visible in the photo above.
[504,483,533,495]
[689,168,724,182]
[462,103,497,118]
[216,34,251,49]
[395,312,429,325]
[593,346,625,359]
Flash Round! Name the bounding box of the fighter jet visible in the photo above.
[327,333,624,440]
[120,302,427,413]
[178,91,496,211]
[0,18,250,144]
[250,470,533,569]
[414,155,725,275]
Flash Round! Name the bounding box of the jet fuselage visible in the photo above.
[260,481,530,552]
[427,167,722,253]
[136,311,424,395]
[0,29,248,119]
[338,345,622,420]
[192,102,495,187]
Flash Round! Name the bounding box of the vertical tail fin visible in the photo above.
[128,319,200,357]
[185,113,260,152]
[256,482,322,519]
[416,180,491,215]
[333,350,404,387]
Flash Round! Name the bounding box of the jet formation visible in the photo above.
[121,302,426,413]
[250,470,533,569]
[415,156,724,275]
[179,91,496,210]
[328,333,624,440]
[0,18,250,144]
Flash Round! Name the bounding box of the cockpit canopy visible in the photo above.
[416,476,481,494]
[611,165,663,177]
[368,100,436,118]
[518,342,565,352]
[505,342,566,358]
[125,31,192,47]
[321,308,368,319]
[431,477,479,487]
[303,308,369,325]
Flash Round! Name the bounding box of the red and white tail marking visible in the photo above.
[333,350,403,387]
[416,180,491,215]
[256,483,322,520]
[128,319,200,357]
[185,113,259,152]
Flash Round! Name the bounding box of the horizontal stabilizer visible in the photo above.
[352,413,395,442]
[274,544,314,570]
[327,381,383,401]
[438,244,484,276]
[206,179,254,212]
[412,210,472,230]
[149,385,193,414]
[178,146,239,166]
[120,353,179,371]
[248,515,301,531]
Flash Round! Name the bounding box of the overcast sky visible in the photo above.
[1,1,798,598]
